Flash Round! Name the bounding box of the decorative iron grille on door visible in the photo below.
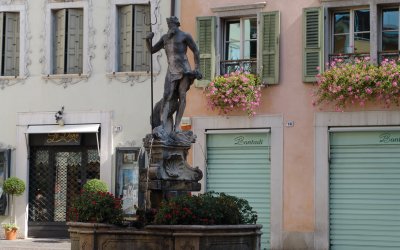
[28,147,99,223]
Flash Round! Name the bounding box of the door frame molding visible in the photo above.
[315,111,400,250]
[192,114,283,250]
[16,111,112,238]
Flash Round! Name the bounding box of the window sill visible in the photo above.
[0,76,26,80]
[106,71,151,79]
[42,74,89,80]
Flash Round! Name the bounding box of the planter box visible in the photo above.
[68,222,262,250]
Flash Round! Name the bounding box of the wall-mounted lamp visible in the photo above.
[55,106,65,126]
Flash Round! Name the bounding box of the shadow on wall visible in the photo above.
[283,232,314,250]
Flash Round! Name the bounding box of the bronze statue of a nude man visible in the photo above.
[146,16,202,135]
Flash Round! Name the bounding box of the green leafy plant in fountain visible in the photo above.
[204,70,262,116]
[3,177,26,227]
[154,192,257,225]
[313,58,400,111]
[68,190,123,225]
[83,179,108,193]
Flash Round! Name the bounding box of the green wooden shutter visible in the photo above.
[66,9,83,74]
[207,132,271,250]
[118,5,133,72]
[259,11,280,85]
[133,5,150,72]
[54,9,66,74]
[195,16,215,88]
[4,12,19,76]
[0,13,4,76]
[329,131,400,250]
[303,7,323,83]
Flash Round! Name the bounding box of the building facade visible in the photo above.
[0,0,174,238]
[180,0,400,249]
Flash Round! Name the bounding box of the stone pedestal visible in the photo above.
[140,134,203,209]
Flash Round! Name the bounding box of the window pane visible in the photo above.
[226,21,240,42]
[244,41,257,59]
[226,42,240,60]
[244,18,257,40]
[354,33,370,53]
[382,31,399,51]
[354,9,370,32]
[383,8,399,31]
[334,12,350,34]
[334,34,350,53]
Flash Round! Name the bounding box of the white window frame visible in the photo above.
[105,0,161,83]
[378,5,400,62]
[0,4,28,81]
[43,1,89,78]
[211,2,265,76]
[223,17,257,60]
[321,0,400,64]
[220,16,258,74]
[330,8,371,55]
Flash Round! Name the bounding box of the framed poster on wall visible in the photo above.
[115,147,140,217]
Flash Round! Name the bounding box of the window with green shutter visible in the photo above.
[303,7,323,83]
[196,16,215,87]
[196,12,281,87]
[0,12,20,77]
[260,11,280,84]
[117,4,150,72]
[53,8,83,75]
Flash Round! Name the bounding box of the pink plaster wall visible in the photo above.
[180,0,321,232]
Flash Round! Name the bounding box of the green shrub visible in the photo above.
[3,177,25,196]
[83,179,108,193]
[154,192,257,225]
[68,190,123,225]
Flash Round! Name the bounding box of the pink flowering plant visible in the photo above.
[204,70,262,116]
[313,58,400,110]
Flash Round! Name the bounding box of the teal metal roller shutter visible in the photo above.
[329,131,400,250]
[206,132,271,250]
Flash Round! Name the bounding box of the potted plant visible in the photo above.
[1,223,19,240]
[2,177,25,240]
[204,70,262,116]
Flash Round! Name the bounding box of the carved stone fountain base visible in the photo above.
[140,135,203,209]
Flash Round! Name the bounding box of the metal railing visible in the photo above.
[328,53,370,64]
[220,59,257,75]
[378,51,400,64]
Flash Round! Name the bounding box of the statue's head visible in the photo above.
[166,16,180,27]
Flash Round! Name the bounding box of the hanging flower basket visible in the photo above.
[204,70,262,116]
[313,58,400,111]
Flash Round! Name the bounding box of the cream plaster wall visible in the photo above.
[0,0,171,238]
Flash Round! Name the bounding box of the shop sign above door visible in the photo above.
[44,133,81,146]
